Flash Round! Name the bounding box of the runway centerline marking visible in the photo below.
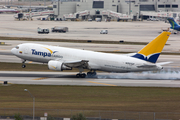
[87,81,117,86]
[33,77,48,80]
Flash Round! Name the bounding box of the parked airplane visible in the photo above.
[0,9,19,13]
[167,17,180,32]
[11,32,171,78]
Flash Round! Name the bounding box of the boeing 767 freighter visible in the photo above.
[11,32,171,78]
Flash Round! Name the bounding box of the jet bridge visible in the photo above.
[14,10,54,20]
[102,10,133,21]
[63,10,133,21]
[63,10,90,20]
[140,11,174,18]
[141,11,180,23]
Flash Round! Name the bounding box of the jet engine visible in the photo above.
[48,60,72,71]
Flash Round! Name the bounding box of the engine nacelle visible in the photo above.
[48,60,72,71]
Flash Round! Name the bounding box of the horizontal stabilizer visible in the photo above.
[137,64,156,68]
[156,61,172,66]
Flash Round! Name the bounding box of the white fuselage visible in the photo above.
[11,43,162,73]
[0,9,19,13]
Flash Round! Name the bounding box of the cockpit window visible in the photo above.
[15,46,19,49]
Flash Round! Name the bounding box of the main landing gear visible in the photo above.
[76,73,86,78]
[75,70,97,78]
[87,71,97,77]
[22,59,26,68]
[76,67,86,78]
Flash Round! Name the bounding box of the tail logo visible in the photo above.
[169,19,175,28]
[132,53,160,63]
[131,31,171,63]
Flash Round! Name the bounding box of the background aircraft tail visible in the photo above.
[131,32,171,63]
[167,17,179,29]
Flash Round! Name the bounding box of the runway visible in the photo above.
[0,71,180,87]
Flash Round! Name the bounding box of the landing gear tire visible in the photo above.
[76,73,86,78]
[80,73,86,78]
[22,64,26,68]
[87,72,97,77]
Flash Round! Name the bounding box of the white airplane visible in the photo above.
[0,9,19,13]
[11,31,171,78]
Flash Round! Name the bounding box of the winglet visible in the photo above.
[131,31,171,63]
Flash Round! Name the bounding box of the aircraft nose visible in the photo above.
[11,48,16,55]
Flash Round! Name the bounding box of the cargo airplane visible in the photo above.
[11,32,171,78]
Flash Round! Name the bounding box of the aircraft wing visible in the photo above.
[63,60,89,68]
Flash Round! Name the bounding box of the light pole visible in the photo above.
[129,0,131,15]
[44,0,46,6]
[24,89,35,120]
[127,0,131,15]
[30,0,31,9]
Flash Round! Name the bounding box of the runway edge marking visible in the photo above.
[87,81,117,86]
[33,77,48,80]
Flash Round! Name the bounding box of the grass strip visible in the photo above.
[0,85,180,116]
[0,62,49,71]
[0,62,84,72]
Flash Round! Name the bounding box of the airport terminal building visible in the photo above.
[53,0,180,20]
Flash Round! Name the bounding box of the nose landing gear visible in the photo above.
[21,59,26,68]
[22,64,26,68]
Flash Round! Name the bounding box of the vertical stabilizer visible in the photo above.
[167,17,179,29]
[132,31,171,63]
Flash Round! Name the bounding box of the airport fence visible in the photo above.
[1,108,180,120]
